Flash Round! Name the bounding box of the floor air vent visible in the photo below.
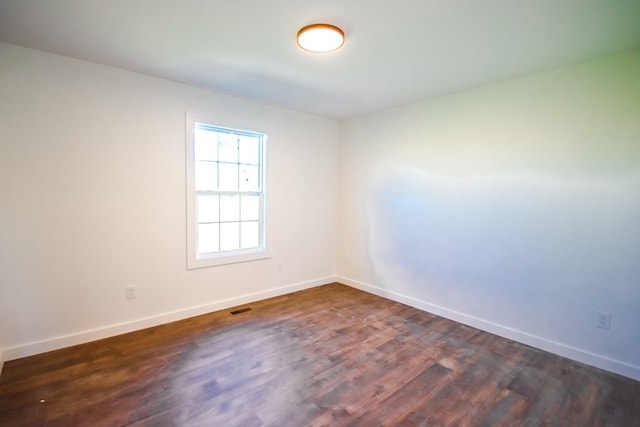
[230,307,253,315]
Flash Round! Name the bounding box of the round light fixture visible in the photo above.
[297,24,345,53]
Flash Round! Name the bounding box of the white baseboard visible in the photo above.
[6,275,637,382]
[338,276,640,382]
[3,276,336,363]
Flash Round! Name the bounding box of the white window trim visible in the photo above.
[185,112,271,269]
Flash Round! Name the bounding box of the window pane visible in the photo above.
[239,165,260,191]
[220,194,240,221]
[194,128,218,161]
[195,161,218,191]
[240,195,260,221]
[220,222,240,251]
[189,121,268,268]
[241,221,259,249]
[219,163,239,191]
[198,223,219,254]
[198,194,219,223]
[218,133,238,163]
[239,135,260,165]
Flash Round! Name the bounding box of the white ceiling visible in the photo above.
[1,0,639,119]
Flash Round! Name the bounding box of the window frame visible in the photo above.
[185,113,271,269]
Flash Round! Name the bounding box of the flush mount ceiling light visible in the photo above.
[297,24,345,53]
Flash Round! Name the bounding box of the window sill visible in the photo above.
[187,249,271,269]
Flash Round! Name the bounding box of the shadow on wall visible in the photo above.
[366,168,640,337]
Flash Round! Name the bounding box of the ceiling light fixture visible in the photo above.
[297,24,345,53]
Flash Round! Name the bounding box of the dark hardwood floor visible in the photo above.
[1,283,639,426]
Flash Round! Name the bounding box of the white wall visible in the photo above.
[338,51,640,380]
[0,42,340,359]
[2,40,639,381]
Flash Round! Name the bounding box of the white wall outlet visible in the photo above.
[277,261,283,272]
[125,284,137,299]
[595,310,611,329]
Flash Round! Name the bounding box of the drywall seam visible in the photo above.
[337,276,640,381]
[3,276,337,362]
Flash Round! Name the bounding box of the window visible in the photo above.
[186,115,269,268]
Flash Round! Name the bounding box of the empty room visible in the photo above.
[1,1,639,425]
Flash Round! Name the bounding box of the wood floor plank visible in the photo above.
[1,283,639,426]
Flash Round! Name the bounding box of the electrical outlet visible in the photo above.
[277,261,283,272]
[595,310,611,329]
[125,284,137,300]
